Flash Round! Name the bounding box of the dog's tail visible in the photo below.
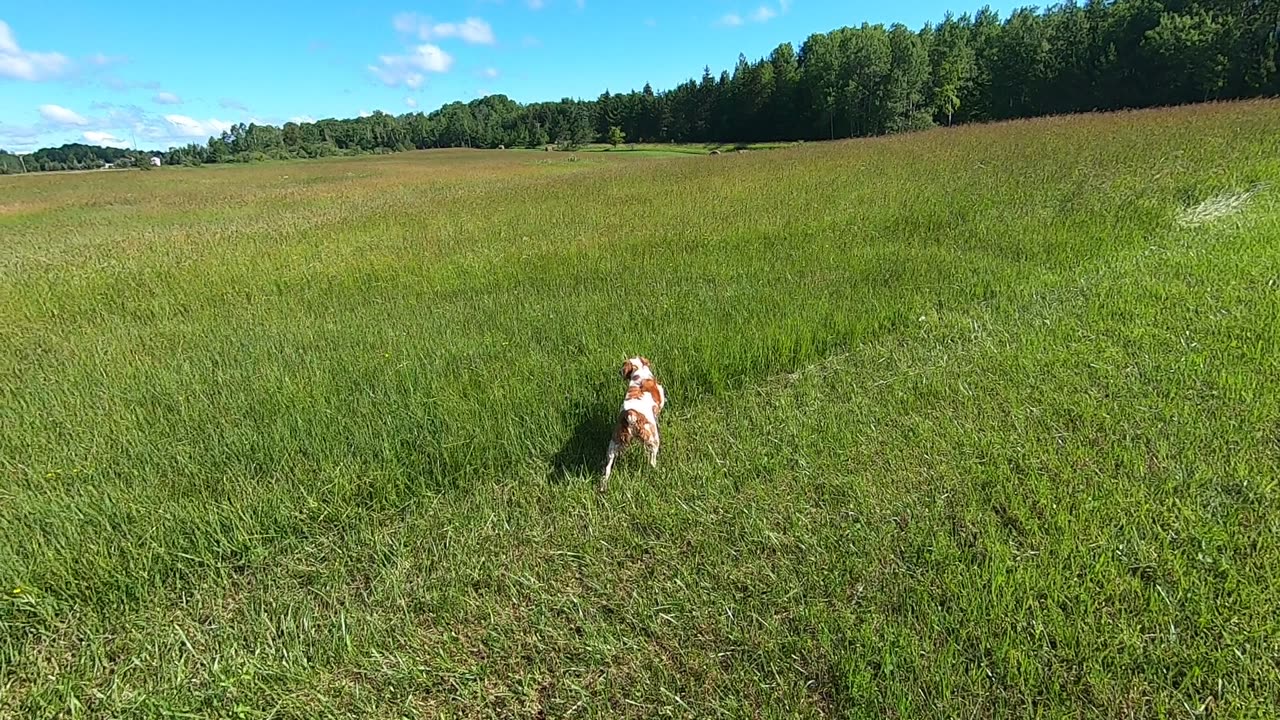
[618,408,644,443]
[622,408,657,445]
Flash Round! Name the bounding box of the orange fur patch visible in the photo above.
[614,409,653,445]
[639,378,663,412]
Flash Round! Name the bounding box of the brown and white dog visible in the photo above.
[600,356,667,491]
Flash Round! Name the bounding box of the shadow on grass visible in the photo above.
[548,400,616,485]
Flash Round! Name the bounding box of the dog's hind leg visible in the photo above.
[600,440,620,492]
[646,429,660,469]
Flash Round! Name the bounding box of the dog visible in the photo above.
[600,356,666,491]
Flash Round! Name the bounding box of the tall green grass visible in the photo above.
[2,101,1278,717]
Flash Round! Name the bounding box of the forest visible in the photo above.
[4,0,1276,171]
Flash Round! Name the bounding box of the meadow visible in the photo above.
[2,101,1278,718]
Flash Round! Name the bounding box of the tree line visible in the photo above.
[5,0,1276,172]
[0,144,159,173]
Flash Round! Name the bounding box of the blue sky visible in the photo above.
[1,0,1019,152]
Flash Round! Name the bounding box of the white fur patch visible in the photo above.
[623,396,659,424]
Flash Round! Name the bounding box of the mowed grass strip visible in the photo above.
[1,101,1278,717]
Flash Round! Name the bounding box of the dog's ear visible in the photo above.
[620,360,635,380]
[639,356,651,369]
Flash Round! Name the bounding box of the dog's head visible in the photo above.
[620,356,653,382]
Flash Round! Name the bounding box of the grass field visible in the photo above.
[577,141,801,155]
[2,101,1279,718]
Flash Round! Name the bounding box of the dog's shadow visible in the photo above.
[547,399,615,484]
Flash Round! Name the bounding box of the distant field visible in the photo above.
[2,102,1278,718]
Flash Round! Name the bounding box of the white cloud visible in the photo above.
[106,105,228,148]
[39,104,89,126]
[0,20,71,81]
[103,77,161,92]
[393,14,495,45]
[83,130,130,148]
[408,44,454,72]
[153,91,182,105]
[482,67,499,79]
[0,22,15,53]
[751,5,777,22]
[718,2,788,28]
[290,115,316,123]
[369,44,453,88]
[87,52,126,66]
[163,114,232,138]
[527,0,544,8]
[436,18,495,44]
[359,109,372,118]
[91,101,146,129]
[405,97,418,108]
[0,121,43,150]
[219,98,249,111]
[392,13,419,33]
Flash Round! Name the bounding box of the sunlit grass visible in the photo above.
[2,101,1278,717]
